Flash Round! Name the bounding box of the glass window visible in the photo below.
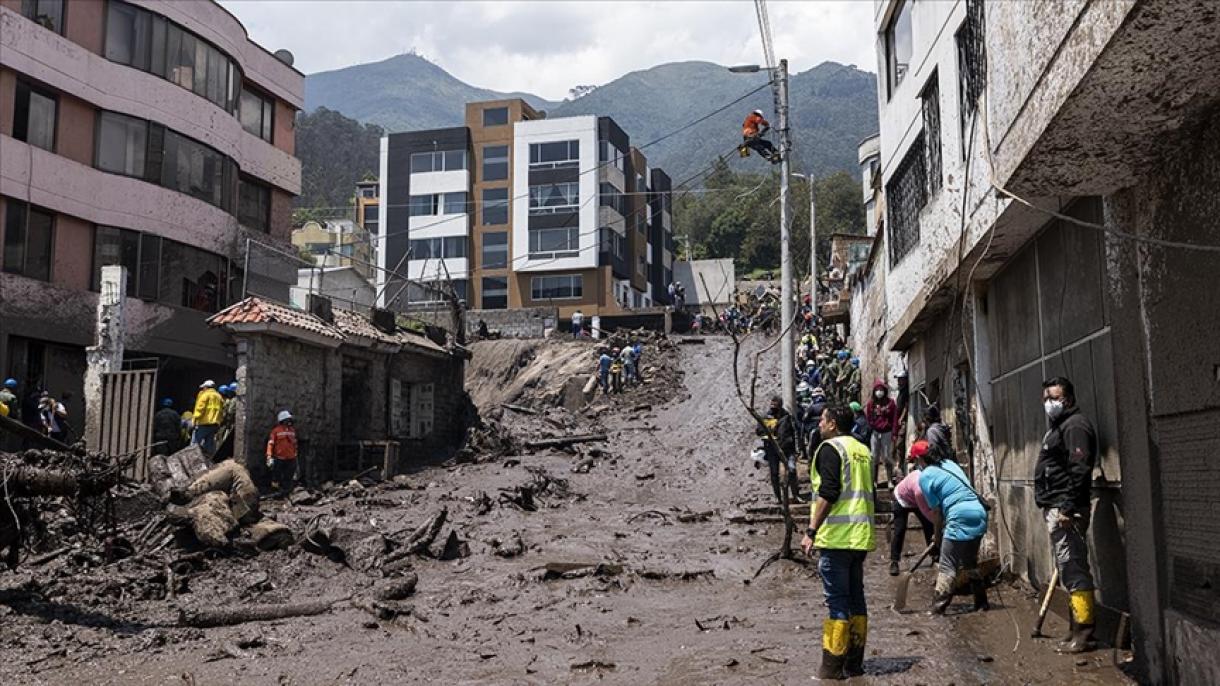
[482,188,509,225]
[96,111,148,178]
[363,204,380,222]
[92,226,139,291]
[483,107,509,127]
[239,87,274,142]
[13,81,57,152]
[409,195,437,216]
[409,238,438,260]
[20,0,64,33]
[443,192,467,215]
[443,236,466,259]
[105,1,139,65]
[168,26,195,90]
[481,231,508,269]
[238,178,270,232]
[483,145,509,181]
[886,0,913,98]
[482,276,508,309]
[360,187,377,198]
[529,182,579,214]
[444,149,466,171]
[150,16,167,77]
[531,275,582,300]
[529,140,580,169]
[3,200,54,281]
[138,233,161,300]
[410,150,465,173]
[159,238,226,312]
[599,140,625,172]
[410,152,435,173]
[528,226,580,256]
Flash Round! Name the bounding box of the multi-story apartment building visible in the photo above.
[377,99,675,317]
[354,178,378,244]
[0,0,303,411]
[291,219,374,280]
[850,2,1220,682]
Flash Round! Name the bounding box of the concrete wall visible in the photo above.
[466,306,558,338]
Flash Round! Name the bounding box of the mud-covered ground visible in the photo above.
[1,337,1133,684]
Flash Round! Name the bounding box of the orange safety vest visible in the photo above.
[266,424,298,460]
[743,112,769,137]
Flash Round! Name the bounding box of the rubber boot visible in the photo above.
[1058,616,1076,646]
[845,615,867,677]
[928,572,955,615]
[971,575,990,611]
[1059,590,1098,653]
[818,618,849,680]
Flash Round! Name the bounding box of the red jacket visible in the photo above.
[743,112,769,137]
[865,380,899,433]
[266,423,298,460]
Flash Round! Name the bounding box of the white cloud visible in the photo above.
[219,0,876,100]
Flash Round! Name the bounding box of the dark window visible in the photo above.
[599,182,626,216]
[410,150,465,173]
[482,276,508,309]
[91,225,137,290]
[160,128,233,211]
[443,192,467,215]
[531,275,582,300]
[159,238,228,312]
[409,237,465,260]
[921,72,942,195]
[96,111,148,177]
[13,80,57,152]
[599,140,624,171]
[528,226,579,257]
[482,188,509,225]
[443,236,466,259]
[956,0,987,157]
[21,0,64,33]
[483,107,509,127]
[363,204,379,223]
[408,195,438,217]
[481,231,508,269]
[138,232,161,300]
[886,132,927,266]
[359,187,376,198]
[482,144,509,181]
[529,140,580,169]
[238,178,270,232]
[2,199,54,281]
[529,182,579,214]
[885,0,913,99]
[239,86,274,142]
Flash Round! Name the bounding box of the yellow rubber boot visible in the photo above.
[819,618,849,680]
[1059,590,1097,653]
[846,615,868,676]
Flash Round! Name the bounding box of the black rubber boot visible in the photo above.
[845,616,867,677]
[817,650,846,680]
[972,577,990,611]
[928,592,953,616]
[888,560,900,576]
[1059,624,1098,654]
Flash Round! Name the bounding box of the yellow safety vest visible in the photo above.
[810,435,876,551]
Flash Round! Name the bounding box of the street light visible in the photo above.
[730,59,795,412]
[790,172,817,303]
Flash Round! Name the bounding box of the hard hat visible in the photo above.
[3,378,16,388]
[228,382,238,392]
[851,357,860,366]
[277,410,293,423]
[805,361,815,368]
[752,109,764,116]
[217,384,229,394]
[797,381,810,392]
[161,398,174,408]
[836,350,848,360]
[200,380,215,389]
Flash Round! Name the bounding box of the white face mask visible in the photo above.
[874,390,885,399]
[1044,399,1065,421]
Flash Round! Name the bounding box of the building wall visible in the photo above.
[466,306,558,339]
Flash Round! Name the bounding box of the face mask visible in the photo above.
[1044,399,1065,421]
[874,390,884,399]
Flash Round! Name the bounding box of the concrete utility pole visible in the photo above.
[808,175,817,302]
[776,58,795,413]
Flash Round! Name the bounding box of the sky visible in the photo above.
[218,0,877,100]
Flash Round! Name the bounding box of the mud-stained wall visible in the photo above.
[465,307,559,339]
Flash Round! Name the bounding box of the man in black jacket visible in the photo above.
[1035,377,1098,653]
[757,396,804,504]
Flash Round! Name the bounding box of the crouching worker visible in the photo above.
[266,410,298,498]
[919,423,990,615]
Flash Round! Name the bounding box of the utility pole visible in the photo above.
[777,58,794,413]
[808,175,817,302]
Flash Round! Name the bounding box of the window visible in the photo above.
[443,191,467,215]
[885,0,913,99]
[482,107,509,127]
[482,188,509,225]
[160,128,236,212]
[96,111,148,177]
[886,132,927,266]
[529,182,579,214]
[238,178,270,232]
[105,1,237,112]
[481,231,508,269]
[362,204,379,228]
[408,237,465,261]
[409,195,438,217]
[306,242,329,255]
[443,236,467,259]
[529,140,580,169]
[482,145,509,181]
[359,187,377,198]
[13,81,57,152]
[956,0,987,157]
[239,86,274,142]
[599,183,625,216]
[21,0,63,33]
[531,275,582,300]
[2,200,54,281]
[921,72,943,195]
[482,276,508,310]
[410,150,466,173]
[599,140,625,172]
[91,226,160,300]
[159,238,228,312]
[529,226,580,257]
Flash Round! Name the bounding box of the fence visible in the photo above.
[99,365,157,480]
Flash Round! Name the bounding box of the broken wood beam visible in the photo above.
[524,434,607,450]
[0,414,73,452]
[501,403,538,415]
[178,597,342,628]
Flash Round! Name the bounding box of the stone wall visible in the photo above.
[466,307,558,339]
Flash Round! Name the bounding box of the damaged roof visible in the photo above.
[209,297,448,355]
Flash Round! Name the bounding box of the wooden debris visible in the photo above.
[501,403,538,415]
[178,598,341,628]
[676,510,714,523]
[524,434,607,450]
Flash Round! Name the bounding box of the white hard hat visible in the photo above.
[797,381,810,391]
[752,109,764,115]
[277,410,293,422]
[200,380,215,389]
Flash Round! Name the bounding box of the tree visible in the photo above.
[295,108,385,211]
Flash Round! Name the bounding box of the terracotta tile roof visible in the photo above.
[208,297,344,340]
[332,307,445,353]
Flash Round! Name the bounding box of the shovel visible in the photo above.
[893,543,937,612]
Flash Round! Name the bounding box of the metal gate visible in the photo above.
[99,368,158,480]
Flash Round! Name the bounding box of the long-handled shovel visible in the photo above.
[1030,567,1061,638]
[893,543,937,612]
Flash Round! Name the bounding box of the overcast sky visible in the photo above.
[218,0,877,100]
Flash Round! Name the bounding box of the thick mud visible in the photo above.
[0,337,1133,684]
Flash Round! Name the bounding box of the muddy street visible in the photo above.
[1,337,1131,685]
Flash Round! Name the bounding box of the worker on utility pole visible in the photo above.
[739,109,781,163]
[1035,376,1099,653]
[802,405,875,680]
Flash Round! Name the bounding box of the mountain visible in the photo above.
[298,55,878,207]
[303,53,553,132]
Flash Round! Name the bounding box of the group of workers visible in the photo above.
[596,342,645,395]
[764,372,1101,679]
[0,377,73,444]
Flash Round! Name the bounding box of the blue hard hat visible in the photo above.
[161,398,174,407]
[3,378,16,389]
[227,382,238,393]
[218,384,231,394]
[836,350,848,360]
[851,357,860,366]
